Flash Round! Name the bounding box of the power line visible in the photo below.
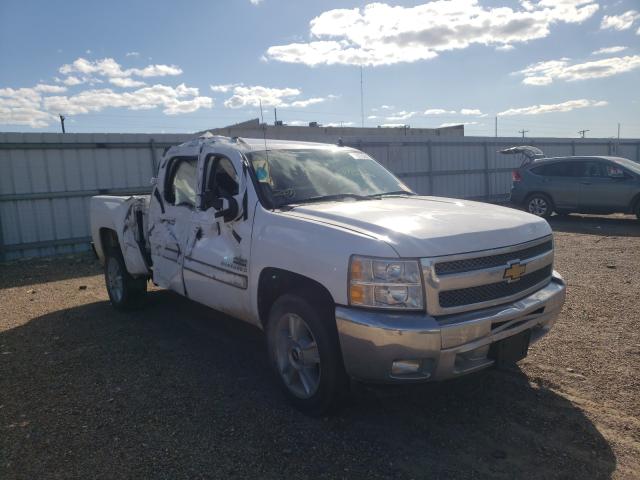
[518,129,528,139]
[578,129,589,138]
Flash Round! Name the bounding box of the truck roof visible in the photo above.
[173,133,348,155]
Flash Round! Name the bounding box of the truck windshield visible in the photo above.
[248,148,413,207]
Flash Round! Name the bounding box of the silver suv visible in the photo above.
[510,156,640,219]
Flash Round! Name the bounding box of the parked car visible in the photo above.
[510,155,640,219]
[90,134,566,415]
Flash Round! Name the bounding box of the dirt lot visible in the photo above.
[1,214,639,480]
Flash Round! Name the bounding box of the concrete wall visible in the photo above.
[1,131,638,260]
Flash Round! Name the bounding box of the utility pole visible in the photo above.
[518,129,528,139]
[494,116,498,138]
[59,114,66,133]
[359,66,364,128]
[578,129,589,138]
[617,123,621,141]
[274,108,278,125]
[259,99,264,124]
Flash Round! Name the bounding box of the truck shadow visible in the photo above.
[0,253,101,289]
[547,214,640,237]
[0,291,615,479]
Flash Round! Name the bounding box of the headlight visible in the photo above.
[349,256,424,310]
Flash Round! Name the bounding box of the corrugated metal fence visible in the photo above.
[1,132,639,260]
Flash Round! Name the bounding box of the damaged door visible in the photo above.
[182,150,254,321]
[148,156,198,293]
[119,196,151,276]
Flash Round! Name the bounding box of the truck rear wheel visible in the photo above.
[266,294,347,416]
[104,249,147,310]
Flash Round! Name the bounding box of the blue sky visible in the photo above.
[0,0,639,137]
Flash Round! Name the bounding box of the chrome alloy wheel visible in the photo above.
[106,256,124,304]
[528,197,548,216]
[274,313,321,399]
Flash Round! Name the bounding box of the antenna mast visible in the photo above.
[360,66,364,128]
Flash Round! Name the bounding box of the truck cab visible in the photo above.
[91,134,566,415]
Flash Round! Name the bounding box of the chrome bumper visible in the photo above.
[335,272,566,383]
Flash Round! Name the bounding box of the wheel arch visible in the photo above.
[97,227,120,259]
[257,267,335,328]
[629,192,640,214]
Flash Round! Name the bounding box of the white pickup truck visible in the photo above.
[90,134,566,414]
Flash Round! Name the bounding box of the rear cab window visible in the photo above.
[165,157,198,208]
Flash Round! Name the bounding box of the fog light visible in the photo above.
[391,359,421,375]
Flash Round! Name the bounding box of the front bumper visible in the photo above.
[336,272,566,383]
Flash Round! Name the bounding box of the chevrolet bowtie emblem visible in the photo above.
[504,261,526,282]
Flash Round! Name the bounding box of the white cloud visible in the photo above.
[34,84,67,93]
[250,0,263,4]
[380,105,394,110]
[62,76,84,86]
[460,108,484,116]
[126,51,140,57]
[496,44,515,51]
[109,77,146,88]
[222,85,332,109]
[385,110,417,121]
[85,49,92,54]
[379,123,408,128]
[59,57,182,79]
[0,57,210,128]
[601,10,639,30]
[517,55,640,85]
[367,115,378,119]
[498,99,607,116]
[210,83,242,93]
[288,97,327,108]
[424,108,456,115]
[265,0,599,66]
[325,121,354,127]
[43,83,212,116]
[0,87,57,127]
[439,121,478,127]
[592,46,627,55]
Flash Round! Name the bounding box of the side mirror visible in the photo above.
[214,195,239,222]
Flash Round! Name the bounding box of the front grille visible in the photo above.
[439,265,552,308]
[435,240,553,276]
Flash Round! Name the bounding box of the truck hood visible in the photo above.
[282,196,551,258]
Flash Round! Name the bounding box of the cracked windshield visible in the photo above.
[249,148,413,207]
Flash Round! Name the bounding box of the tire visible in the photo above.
[266,293,348,416]
[525,193,554,218]
[104,248,147,310]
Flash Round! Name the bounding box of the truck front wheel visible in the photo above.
[104,249,147,310]
[266,294,347,415]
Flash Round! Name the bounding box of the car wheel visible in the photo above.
[526,194,553,218]
[104,248,147,310]
[266,293,347,416]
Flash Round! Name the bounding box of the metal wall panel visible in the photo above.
[1,133,638,260]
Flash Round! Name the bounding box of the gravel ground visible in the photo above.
[1,214,639,480]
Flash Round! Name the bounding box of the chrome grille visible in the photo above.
[439,266,552,308]
[421,235,554,316]
[435,240,553,275]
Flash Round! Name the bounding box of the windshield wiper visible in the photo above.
[285,193,371,206]
[367,190,417,198]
